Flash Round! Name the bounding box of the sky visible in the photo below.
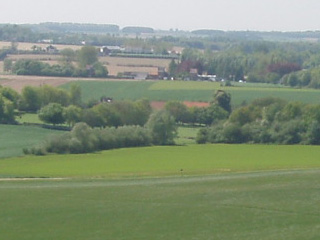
[2,0,320,31]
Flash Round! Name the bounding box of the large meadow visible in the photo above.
[1,145,320,240]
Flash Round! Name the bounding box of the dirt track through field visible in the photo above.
[0,168,318,188]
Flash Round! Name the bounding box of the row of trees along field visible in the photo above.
[169,41,320,88]
[4,46,108,78]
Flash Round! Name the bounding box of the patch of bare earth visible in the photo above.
[151,101,209,110]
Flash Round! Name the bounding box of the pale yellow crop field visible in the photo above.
[100,56,171,69]
[0,41,82,51]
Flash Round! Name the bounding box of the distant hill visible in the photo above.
[122,26,154,34]
[28,22,120,33]
[191,29,320,41]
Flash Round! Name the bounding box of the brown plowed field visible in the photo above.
[0,75,127,92]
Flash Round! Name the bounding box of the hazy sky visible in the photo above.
[2,0,320,31]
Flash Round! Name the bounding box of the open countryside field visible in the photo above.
[62,80,320,105]
[1,144,320,240]
[1,170,320,240]
[1,144,320,178]
[0,124,63,158]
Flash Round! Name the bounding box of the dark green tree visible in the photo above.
[20,86,41,111]
[212,90,231,113]
[77,46,98,69]
[69,84,82,106]
[165,101,189,123]
[146,110,177,145]
[38,103,65,125]
[60,48,76,64]
[63,105,82,127]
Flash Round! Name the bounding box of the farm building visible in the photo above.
[100,46,125,55]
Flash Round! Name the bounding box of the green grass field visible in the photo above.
[61,80,320,106]
[0,124,63,158]
[0,169,320,239]
[1,144,320,239]
[16,113,44,124]
[175,125,200,145]
[1,144,320,178]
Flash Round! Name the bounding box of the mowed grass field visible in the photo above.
[1,144,320,240]
[61,80,320,105]
[1,144,320,178]
[0,124,63,158]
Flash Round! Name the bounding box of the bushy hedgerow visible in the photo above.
[26,122,152,155]
[197,97,320,145]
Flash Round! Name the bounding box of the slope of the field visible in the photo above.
[61,80,320,105]
[1,169,320,240]
[1,144,320,178]
[0,125,63,158]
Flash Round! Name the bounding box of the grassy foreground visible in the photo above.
[1,144,320,240]
[1,169,320,240]
[1,144,320,178]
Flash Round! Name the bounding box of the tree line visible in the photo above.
[169,41,320,88]
[196,96,320,145]
[5,46,108,78]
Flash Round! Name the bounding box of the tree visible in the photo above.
[0,96,15,123]
[3,59,13,72]
[133,99,152,126]
[38,85,70,107]
[0,87,19,107]
[77,46,98,69]
[63,105,82,127]
[201,104,229,125]
[212,90,231,113]
[222,123,245,143]
[92,62,108,78]
[165,101,189,123]
[168,59,178,77]
[20,86,41,111]
[146,110,177,145]
[92,103,121,127]
[38,103,65,125]
[69,84,82,106]
[306,121,320,145]
[60,48,76,64]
